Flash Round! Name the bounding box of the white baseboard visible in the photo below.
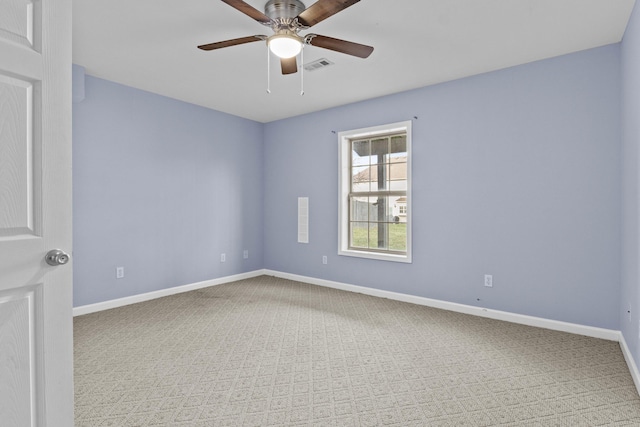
[73,269,267,316]
[619,333,640,394]
[264,269,620,342]
[74,268,617,340]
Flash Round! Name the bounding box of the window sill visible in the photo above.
[338,249,412,264]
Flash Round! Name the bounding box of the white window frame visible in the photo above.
[338,121,412,263]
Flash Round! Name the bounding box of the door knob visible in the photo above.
[45,249,70,266]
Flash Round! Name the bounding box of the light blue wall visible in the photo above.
[74,44,624,332]
[72,70,264,306]
[622,2,640,367]
[264,45,622,329]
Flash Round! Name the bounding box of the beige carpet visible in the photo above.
[74,275,640,426]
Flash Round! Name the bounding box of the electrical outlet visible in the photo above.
[116,266,124,279]
[243,250,249,259]
[484,274,493,287]
[322,255,327,265]
[220,253,226,263]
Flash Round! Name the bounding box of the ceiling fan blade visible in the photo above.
[220,0,272,25]
[306,34,373,58]
[198,35,264,51]
[281,57,298,75]
[296,0,360,27]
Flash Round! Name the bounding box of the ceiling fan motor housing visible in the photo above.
[265,0,306,22]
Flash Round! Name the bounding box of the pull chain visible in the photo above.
[300,44,304,96]
[266,45,271,94]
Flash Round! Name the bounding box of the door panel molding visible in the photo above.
[0,285,44,426]
[0,0,35,48]
[0,73,40,238]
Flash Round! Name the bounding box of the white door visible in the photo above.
[0,0,73,425]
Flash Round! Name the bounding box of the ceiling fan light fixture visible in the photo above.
[268,34,302,58]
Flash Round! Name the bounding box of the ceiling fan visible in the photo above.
[198,0,374,75]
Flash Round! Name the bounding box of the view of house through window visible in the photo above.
[350,133,407,251]
[339,121,411,263]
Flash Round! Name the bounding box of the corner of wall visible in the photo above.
[72,64,85,103]
[620,0,640,380]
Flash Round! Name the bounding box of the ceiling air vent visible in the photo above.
[303,58,334,72]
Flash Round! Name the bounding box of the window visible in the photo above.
[338,121,412,263]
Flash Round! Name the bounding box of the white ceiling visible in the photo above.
[73,0,636,123]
